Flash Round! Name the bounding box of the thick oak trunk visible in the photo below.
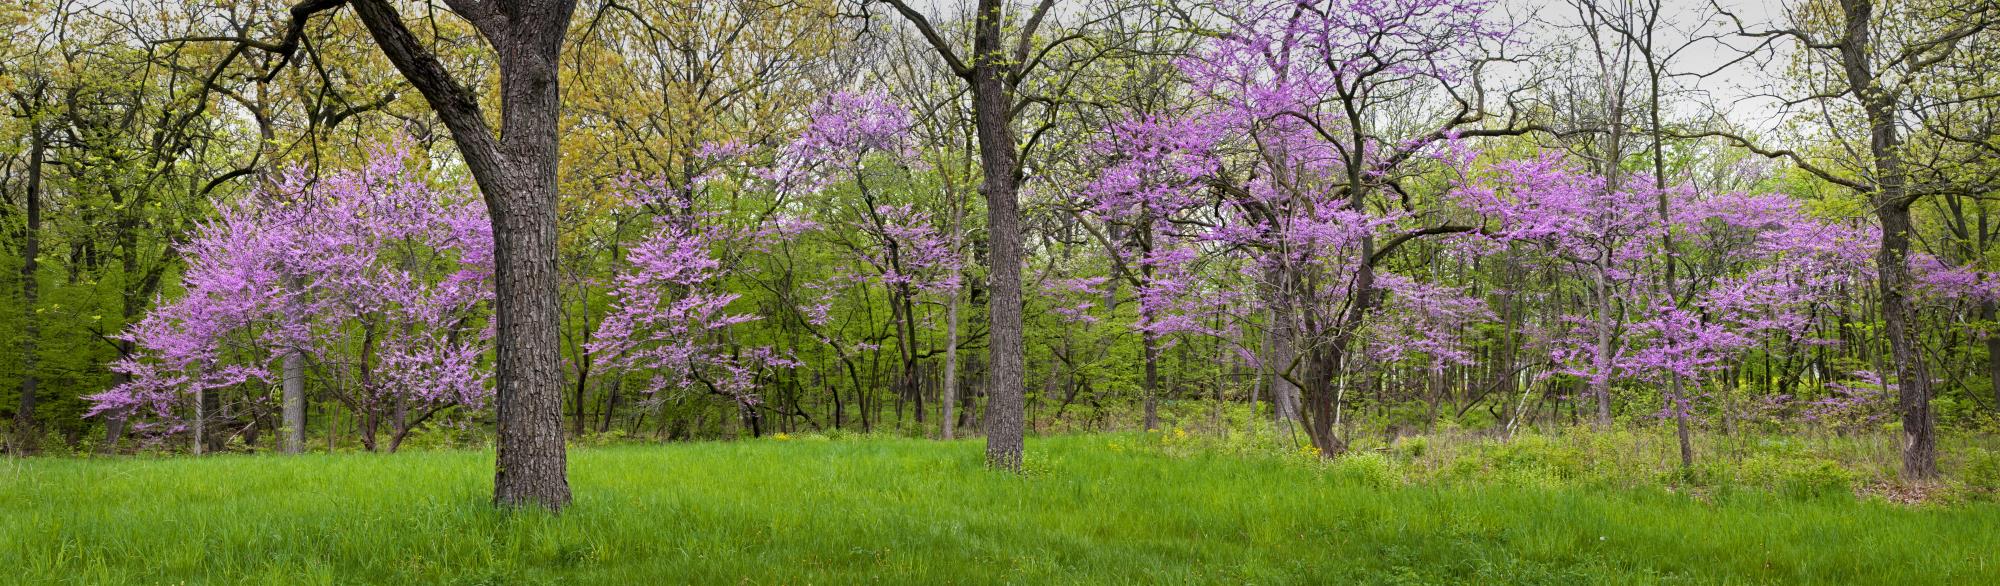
[485,129,574,509]
[349,0,578,508]
[968,5,1025,471]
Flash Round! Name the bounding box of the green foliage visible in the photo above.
[1960,447,2000,493]
[1390,434,1429,459]
[1733,454,1858,501]
[1331,451,1401,489]
[1443,434,1588,488]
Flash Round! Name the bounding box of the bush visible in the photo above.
[1737,454,1856,501]
[572,429,629,448]
[1960,447,2000,493]
[1332,451,1400,489]
[1391,435,1429,460]
[1445,434,1587,487]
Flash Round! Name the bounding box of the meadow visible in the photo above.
[4,432,1998,584]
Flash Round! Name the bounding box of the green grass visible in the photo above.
[3,434,1997,584]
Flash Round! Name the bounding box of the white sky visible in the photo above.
[1506,0,1800,134]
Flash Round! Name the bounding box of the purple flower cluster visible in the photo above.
[92,148,495,431]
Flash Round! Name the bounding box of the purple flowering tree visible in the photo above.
[1454,149,1874,456]
[1077,115,1241,430]
[91,150,495,453]
[773,92,963,429]
[1151,0,1532,455]
[586,211,795,436]
[1451,153,1668,427]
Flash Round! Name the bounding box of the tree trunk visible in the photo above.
[967,2,1025,471]
[12,125,43,455]
[1830,0,1933,480]
[897,288,923,425]
[1672,373,1693,468]
[99,407,125,455]
[941,285,961,440]
[1985,301,2000,410]
[348,0,579,509]
[193,385,217,455]
[1591,268,1616,428]
[573,359,590,437]
[1878,208,1937,479]
[1142,331,1161,431]
[600,376,620,434]
[1299,348,1344,457]
[282,348,305,454]
[1262,269,1302,438]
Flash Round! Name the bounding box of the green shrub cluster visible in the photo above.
[1134,423,2000,503]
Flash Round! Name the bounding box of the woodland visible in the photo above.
[3,0,2000,581]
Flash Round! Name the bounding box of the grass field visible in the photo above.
[3,433,1998,584]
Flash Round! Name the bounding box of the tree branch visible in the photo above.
[876,0,971,77]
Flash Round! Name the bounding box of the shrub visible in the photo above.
[1332,451,1400,489]
[571,429,629,448]
[1737,454,1856,501]
[1450,434,1586,487]
[1960,447,2000,493]
[1391,435,1429,460]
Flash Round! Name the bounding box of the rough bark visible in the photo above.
[966,0,1026,471]
[1832,0,1934,480]
[345,0,580,508]
[1878,208,1937,479]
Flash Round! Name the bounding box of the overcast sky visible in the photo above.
[1506,0,1803,133]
